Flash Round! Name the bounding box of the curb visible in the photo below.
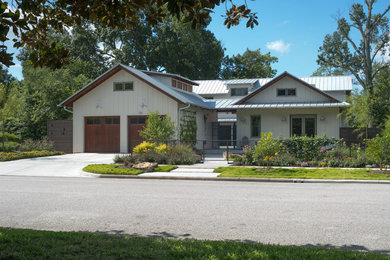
[95,174,390,184]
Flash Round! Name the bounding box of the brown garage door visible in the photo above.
[128,116,147,152]
[85,116,120,153]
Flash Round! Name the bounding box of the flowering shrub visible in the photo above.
[155,143,168,154]
[254,132,281,168]
[133,141,156,154]
[19,137,54,151]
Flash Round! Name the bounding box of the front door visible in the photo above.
[128,116,147,152]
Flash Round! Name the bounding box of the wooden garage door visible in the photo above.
[85,116,120,153]
[128,116,147,152]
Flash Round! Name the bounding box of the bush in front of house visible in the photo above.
[130,141,201,165]
[0,132,21,152]
[366,133,390,170]
[253,132,281,168]
[0,150,64,161]
[19,136,55,151]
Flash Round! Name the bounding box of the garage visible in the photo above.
[128,116,147,152]
[85,116,120,153]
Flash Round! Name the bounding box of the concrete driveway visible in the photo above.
[0,153,116,177]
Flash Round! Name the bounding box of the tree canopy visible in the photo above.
[220,48,278,79]
[317,0,390,93]
[1,0,258,68]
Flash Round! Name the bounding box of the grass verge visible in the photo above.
[0,150,64,161]
[83,164,178,175]
[214,167,390,180]
[0,228,388,259]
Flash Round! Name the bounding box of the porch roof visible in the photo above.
[213,99,349,109]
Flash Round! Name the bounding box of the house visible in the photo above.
[59,64,352,153]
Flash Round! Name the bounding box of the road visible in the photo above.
[0,176,389,253]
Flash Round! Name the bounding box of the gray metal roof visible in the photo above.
[211,99,349,109]
[194,75,352,95]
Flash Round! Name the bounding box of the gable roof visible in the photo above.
[59,64,212,109]
[234,71,341,105]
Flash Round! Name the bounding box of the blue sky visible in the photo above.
[5,0,390,80]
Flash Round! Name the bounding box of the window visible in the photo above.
[290,115,316,137]
[113,82,134,91]
[251,116,261,137]
[231,88,248,96]
[172,79,177,88]
[277,88,296,96]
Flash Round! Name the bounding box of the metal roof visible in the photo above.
[194,75,352,95]
[211,99,349,109]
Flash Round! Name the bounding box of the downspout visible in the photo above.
[178,104,191,144]
[63,106,73,114]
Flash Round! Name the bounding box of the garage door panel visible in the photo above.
[85,116,120,153]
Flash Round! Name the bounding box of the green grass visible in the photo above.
[0,150,64,161]
[0,228,388,259]
[154,165,178,172]
[214,167,390,180]
[83,164,178,175]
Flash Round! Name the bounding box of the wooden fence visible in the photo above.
[339,127,381,145]
[47,120,73,153]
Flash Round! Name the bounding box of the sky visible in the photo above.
[5,0,390,80]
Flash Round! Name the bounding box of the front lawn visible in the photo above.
[0,228,388,259]
[0,151,64,161]
[83,164,177,175]
[214,167,390,180]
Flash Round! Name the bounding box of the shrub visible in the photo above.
[134,150,167,164]
[19,137,54,151]
[253,132,281,168]
[366,134,390,170]
[0,132,21,142]
[0,150,63,161]
[242,145,254,165]
[167,144,201,165]
[0,141,20,152]
[133,141,156,154]
[155,143,168,154]
[113,154,136,164]
[272,153,297,166]
[139,111,176,143]
[281,136,341,161]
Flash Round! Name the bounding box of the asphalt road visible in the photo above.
[0,176,389,253]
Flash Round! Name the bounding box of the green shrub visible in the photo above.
[0,132,21,142]
[132,141,156,154]
[253,132,281,168]
[366,134,390,170]
[139,111,176,143]
[134,150,168,164]
[242,145,254,165]
[281,135,341,161]
[0,151,63,161]
[272,153,297,166]
[19,137,54,151]
[167,144,201,165]
[0,141,20,152]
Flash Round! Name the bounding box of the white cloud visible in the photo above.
[266,40,291,54]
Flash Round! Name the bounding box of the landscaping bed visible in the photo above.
[0,228,387,259]
[0,150,64,161]
[215,167,390,180]
[83,164,177,175]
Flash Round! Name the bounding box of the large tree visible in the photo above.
[1,0,258,68]
[317,0,390,94]
[99,17,224,79]
[220,48,278,79]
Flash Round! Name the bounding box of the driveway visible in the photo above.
[0,153,116,177]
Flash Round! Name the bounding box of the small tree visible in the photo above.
[139,111,176,144]
[254,132,281,169]
[366,134,390,170]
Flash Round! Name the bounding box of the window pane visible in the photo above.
[172,79,177,87]
[113,118,120,124]
[124,82,133,90]
[177,82,182,89]
[291,118,302,136]
[305,118,316,137]
[251,116,261,137]
[130,118,137,124]
[139,117,146,124]
[105,118,112,124]
[113,83,123,91]
[94,118,101,124]
[86,118,94,124]
[288,89,296,96]
[277,89,285,96]
[243,88,248,95]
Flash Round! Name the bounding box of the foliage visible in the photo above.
[19,137,55,152]
[220,49,278,79]
[153,165,178,172]
[253,132,281,168]
[341,90,373,131]
[281,135,341,161]
[371,67,390,127]
[155,144,168,154]
[139,112,176,143]
[1,1,257,68]
[179,110,197,145]
[214,167,390,180]
[0,141,19,152]
[312,66,349,76]
[317,0,390,94]
[366,134,390,170]
[83,164,143,175]
[132,141,156,155]
[166,145,201,165]
[1,228,388,260]
[0,151,63,161]
[0,132,20,142]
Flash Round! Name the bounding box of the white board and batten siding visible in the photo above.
[73,70,179,153]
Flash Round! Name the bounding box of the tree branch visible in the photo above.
[372,62,390,79]
[369,4,390,32]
